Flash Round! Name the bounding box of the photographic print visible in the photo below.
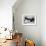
[22,15,36,25]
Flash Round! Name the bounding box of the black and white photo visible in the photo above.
[22,15,36,25]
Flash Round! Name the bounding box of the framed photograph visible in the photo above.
[22,14,36,25]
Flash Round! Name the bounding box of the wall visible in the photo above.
[41,0,46,46]
[0,0,16,30]
[13,0,41,46]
